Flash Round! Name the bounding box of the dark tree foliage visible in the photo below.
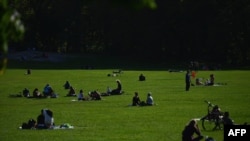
[7,0,250,66]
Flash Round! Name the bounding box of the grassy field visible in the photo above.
[0,69,250,141]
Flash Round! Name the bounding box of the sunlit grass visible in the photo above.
[0,69,250,141]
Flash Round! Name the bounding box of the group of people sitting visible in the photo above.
[22,84,58,98]
[64,79,123,101]
[64,79,156,106]
[20,78,124,100]
[21,108,54,129]
[195,74,215,86]
[132,92,154,106]
[22,73,147,99]
[182,104,235,141]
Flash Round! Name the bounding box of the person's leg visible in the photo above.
[186,82,190,91]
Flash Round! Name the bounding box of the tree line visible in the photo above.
[5,0,250,66]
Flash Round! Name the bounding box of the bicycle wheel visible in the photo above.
[201,118,217,131]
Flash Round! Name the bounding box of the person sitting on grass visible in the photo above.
[222,111,234,126]
[89,90,101,100]
[36,109,45,129]
[36,109,54,129]
[44,109,54,128]
[139,74,146,81]
[132,92,141,106]
[139,92,154,106]
[146,92,154,106]
[182,119,203,141]
[205,74,214,86]
[43,84,53,97]
[110,79,123,95]
[63,81,71,89]
[33,88,42,98]
[23,88,30,97]
[195,78,204,86]
[78,89,85,100]
[67,86,76,97]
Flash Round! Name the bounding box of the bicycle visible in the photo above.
[200,100,224,131]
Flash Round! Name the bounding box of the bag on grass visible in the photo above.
[21,118,36,129]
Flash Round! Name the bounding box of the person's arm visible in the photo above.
[194,125,202,136]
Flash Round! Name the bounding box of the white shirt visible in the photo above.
[146,96,154,105]
[43,109,54,127]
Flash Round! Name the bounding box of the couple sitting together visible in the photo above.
[21,109,54,129]
[132,92,154,106]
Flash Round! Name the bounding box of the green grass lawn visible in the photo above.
[0,69,250,141]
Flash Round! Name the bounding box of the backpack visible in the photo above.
[22,119,36,129]
[28,119,36,128]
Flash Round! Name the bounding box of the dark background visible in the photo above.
[8,0,250,68]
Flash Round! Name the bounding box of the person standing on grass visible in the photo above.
[185,70,191,91]
[182,119,204,141]
[26,68,31,75]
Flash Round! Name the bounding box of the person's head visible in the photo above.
[116,79,121,83]
[224,111,229,117]
[148,92,152,97]
[41,109,43,114]
[188,119,197,127]
[80,89,83,93]
[135,92,138,96]
[214,105,219,109]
